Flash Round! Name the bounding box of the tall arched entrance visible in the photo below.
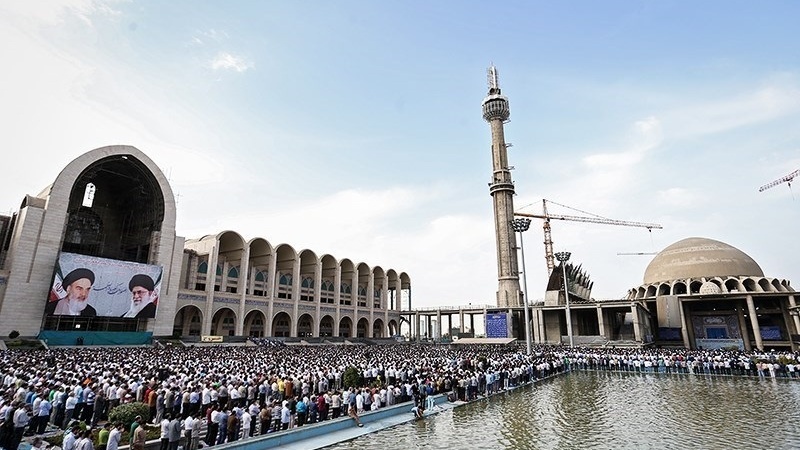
[272,312,291,337]
[339,317,352,338]
[211,308,236,336]
[319,315,334,337]
[372,319,384,338]
[297,313,314,337]
[244,310,266,337]
[172,305,203,337]
[357,318,368,338]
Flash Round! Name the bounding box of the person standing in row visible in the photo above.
[106,423,124,450]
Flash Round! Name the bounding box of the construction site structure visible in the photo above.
[515,199,662,275]
[759,169,800,192]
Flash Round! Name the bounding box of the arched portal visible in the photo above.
[297,313,314,337]
[339,317,352,338]
[372,319,384,338]
[356,318,369,338]
[244,310,266,337]
[172,305,203,337]
[319,315,334,337]
[63,155,165,263]
[272,312,292,337]
[211,308,236,336]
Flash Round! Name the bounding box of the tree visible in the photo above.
[343,366,363,388]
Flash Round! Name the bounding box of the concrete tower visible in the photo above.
[482,66,522,308]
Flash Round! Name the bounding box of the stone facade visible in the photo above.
[0,145,408,340]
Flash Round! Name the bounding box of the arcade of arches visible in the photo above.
[173,305,399,339]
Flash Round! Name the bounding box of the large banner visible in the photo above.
[45,252,162,319]
[485,313,508,338]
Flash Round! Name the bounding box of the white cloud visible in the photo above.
[664,78,800,139]
[210,52,253,72]
[0,0,123,27]
[191,29,230,46]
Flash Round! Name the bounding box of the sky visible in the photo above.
[2,1,799,310]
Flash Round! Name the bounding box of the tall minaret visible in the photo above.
[482,66,522,308]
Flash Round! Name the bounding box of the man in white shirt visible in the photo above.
[63,426,80,450]
[240,409,251,439]
[183,413,195,449]
[107,423,123,450]
[12,405,32,450]
[159,413,171,450]
[63,393,78,428]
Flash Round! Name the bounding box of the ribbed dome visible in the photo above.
[643,237,764,285]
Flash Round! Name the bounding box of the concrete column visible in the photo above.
[368,273,375,336]
[415,314,421,342]
[236,247,250,336]
[737,301,752,352]
[314,261,322,337]
[789,295,800,337]
[436,310,442,340]
[382,276,390,337]
[459,310,465,333]
[507,308,513,338]
[597,306,606,340]
[537,308,546,344]
[746,295,763,351]
[265,252,277,338]
[780,304,796,351]
[290,256,301,338]
[333,265,342,336]
[630,304,642,343]
[221,261,229,292]
[351,272,359,334]
[678,300,691,348]
[248,261,256,296]
[202,245,218,336]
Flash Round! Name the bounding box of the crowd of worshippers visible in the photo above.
[0,342,564,448]
[558,347,800,378]
[0,342,796,449]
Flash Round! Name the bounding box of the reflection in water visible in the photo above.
[324,372,800,450]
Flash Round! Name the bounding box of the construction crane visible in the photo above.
[515,199,662,275]
[759,169,800,192]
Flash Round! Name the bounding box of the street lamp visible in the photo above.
[554,251,574,347]
[511,217,532,355]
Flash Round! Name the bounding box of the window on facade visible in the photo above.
[339,283,351,305]
[321,280,335,304]
[198,262,208,274]
[300,276,314,301]
[358,286,367,307]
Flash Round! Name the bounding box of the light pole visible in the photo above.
[554,251,574,347]
[511,218,532,355]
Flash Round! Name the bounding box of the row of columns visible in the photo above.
[197,242,402,338]
[405,295,800,350]
[408,310,481,341]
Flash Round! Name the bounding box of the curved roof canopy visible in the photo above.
[643,237,764,285]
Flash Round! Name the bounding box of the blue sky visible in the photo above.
[2,1,799,309]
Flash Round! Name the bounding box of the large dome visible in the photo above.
[643,237,764,285]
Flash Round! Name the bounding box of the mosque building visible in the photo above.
[0,145,407,345]
[533,237,799,351]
